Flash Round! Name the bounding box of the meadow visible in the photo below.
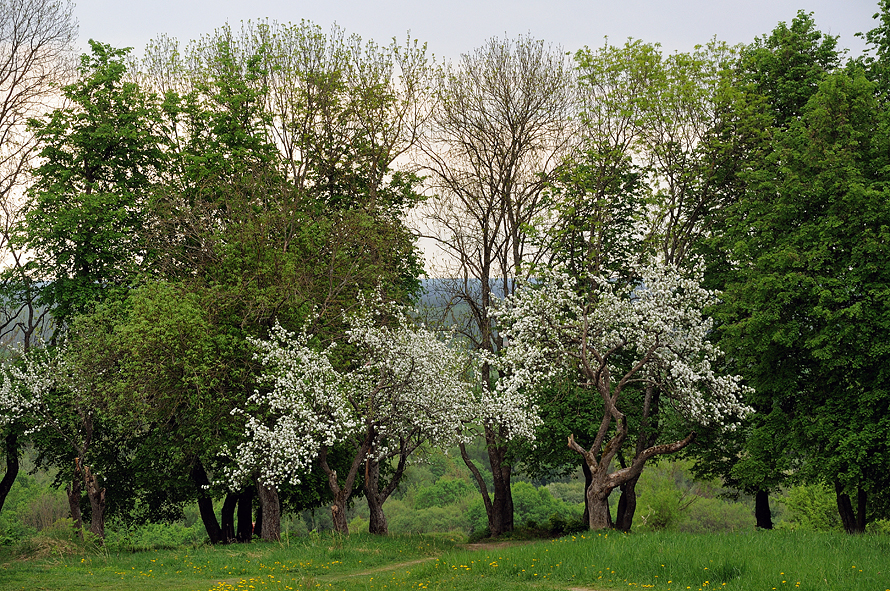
[0,528,887,591]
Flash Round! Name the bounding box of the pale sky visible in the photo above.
[75,0,881,60]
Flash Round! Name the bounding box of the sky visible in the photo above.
[74,0,882,61]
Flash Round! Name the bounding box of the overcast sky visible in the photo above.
[75,0,881,61]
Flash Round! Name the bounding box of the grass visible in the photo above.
[0,529,887,590]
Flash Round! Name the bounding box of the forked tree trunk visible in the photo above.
[835,482,867,534]
[570,429,696,531]
[363,439,415,535]
[0,433,20,515]
[319,438,372,535]
[489,443,514,535]
[364,461,388,535]
[755,490,773,529]
[257,480,280,541]
[614,386,660,532]
[460,425,514,537]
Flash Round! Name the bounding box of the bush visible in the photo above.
[388,501,470,534]
[414,478,473,509]
[776,483,841,532]
[547,481,585,505]
[467,481,583,537]
[20,489,69,531]
[677,497,754,533]
[347,515,369,534]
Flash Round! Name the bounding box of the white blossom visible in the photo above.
[492,258,753,429]
[0,346,67,432]
[229,303,477,488]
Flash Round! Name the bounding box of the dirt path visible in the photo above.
[343,556,437,577]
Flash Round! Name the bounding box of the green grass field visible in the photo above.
[0,530,887,591]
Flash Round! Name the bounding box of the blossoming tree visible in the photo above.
[0,346,110,539]
[230,304,476,535]
[494,260,752,530]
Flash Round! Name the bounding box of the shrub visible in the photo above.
[467,481,582,537]
[414,478,473,509]
[776,483,841,531]
[677,497,753,533]
[547,481,585,505]
[388,501,470,534]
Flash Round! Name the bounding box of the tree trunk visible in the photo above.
[221,493,238,543]
[367,495,387,534]
[236,486,254,543]
[569,431,696,532]
[615,474,640,532]
[0,432,20,514]
[330,495,349,534]
[363,441,415,536]
[83,464,106,539]
[257,480,280,541]
[318,437,373,536]
[462,426,514,537]
[67,459,84,539]
[364,460,388,535]
[586,477,614,530]
[190,460,223,544]
[615,386,661,533]
[755,489,773,529]
[835,482,867,534]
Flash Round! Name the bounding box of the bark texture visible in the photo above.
[319,439,372,535]
[614,475,639,532]
[257,480,280,541]
[363,438,414,535]
[83,464,106,539]
[460,426,514,537]
[221,493,238,543]
[570,429,696,530]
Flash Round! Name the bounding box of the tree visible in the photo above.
[522,37,751,532]
[695,11,890,533]
[714,63,890,533]
[18,40,167,329]
[0,344,118,538]
[4,40,171,539]
[0,0,76,518]
[417,34,575,536]
[494,259,751,530]
[230,304,472,535]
